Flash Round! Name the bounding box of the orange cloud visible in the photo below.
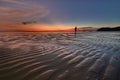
[0,0,73,31]
[0,0,50,27]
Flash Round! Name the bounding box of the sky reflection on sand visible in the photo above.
[0,32,120,80]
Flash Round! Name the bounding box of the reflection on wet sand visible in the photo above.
[0,32,120,80]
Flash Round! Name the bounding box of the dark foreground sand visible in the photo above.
[0,32,120,80]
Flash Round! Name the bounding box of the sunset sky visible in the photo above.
[0,0,120,31]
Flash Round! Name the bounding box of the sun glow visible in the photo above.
[25,24,73,31]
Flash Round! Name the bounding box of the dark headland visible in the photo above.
[97,26,120,31]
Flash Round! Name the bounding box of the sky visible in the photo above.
[0,0,120,31]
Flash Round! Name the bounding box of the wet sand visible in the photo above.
[0,32,120,80]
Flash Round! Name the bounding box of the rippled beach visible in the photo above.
[0,32,120,80]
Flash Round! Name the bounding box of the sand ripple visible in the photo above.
[0,32,120,80]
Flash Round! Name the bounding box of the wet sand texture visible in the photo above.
[0,32,120,80]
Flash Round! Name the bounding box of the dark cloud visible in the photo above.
[22,21,37,25]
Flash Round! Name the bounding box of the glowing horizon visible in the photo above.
[0,24,74,31]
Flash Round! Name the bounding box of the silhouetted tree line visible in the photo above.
[97,26,120,31]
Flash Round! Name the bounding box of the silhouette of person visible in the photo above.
[75,27,77,33]
[74,27,77,37]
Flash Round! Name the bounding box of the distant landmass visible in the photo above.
[97,26,120,31]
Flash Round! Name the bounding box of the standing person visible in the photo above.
[75,26,77,37]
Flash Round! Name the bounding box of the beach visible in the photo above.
[0,32,120,80]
